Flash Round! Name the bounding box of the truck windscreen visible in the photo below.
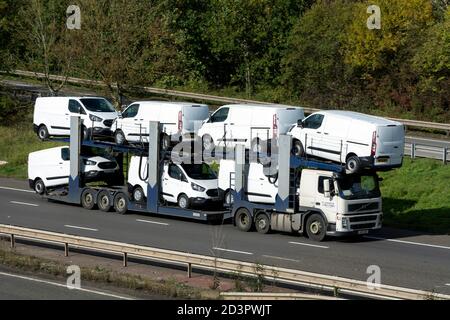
[337,175,381,200]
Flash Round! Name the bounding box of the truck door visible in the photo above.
[315,176,338,220]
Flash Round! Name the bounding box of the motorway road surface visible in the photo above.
[0,178,449,295]
[0,270,133,300]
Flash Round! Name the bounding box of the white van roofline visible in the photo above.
[36,96,107,100]
[220,104,303,110]
[131,101,208,108]
[317,110,403,126]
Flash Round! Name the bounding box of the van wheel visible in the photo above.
[202,135,214,151]
[161,134,171,151]
[255,213,271,234]
[133,186,145,203]
[306,214,327,242]
[346,155,361,174]
[114,192,128,215]
[178,194,190,209]
[292,140,305,157]
[235,208,253,232]
[81,189,96,210]
[34,178,46,195]
[224,190,234,207]
[114,130,127,145]
[97,190,112,212]
[37,125,49,141]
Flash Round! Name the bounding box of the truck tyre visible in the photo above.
[114,192,128,215]
[306,213,327,242]
[235,208,253,232]
[34,178,46,195]
[37,125,49,141]
[292,140,305,157]
[346,155,361,174]
[133,186,145,203]
[97,190,112,212]
[202,135,214,152]
[255,213,271,234]
[114,130,127,145]
[178,194,190,209]
[81,189,96,210]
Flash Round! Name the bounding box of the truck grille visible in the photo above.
[206,189,219,197]
[349,215,378,223]
[98,162,117,170]
[348,202,379,212]
[351,223,376,230]
[103,120,114,127]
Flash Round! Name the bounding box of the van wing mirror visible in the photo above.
[297,119,304,128]
[118,111,123,119]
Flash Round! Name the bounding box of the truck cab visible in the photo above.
[298,170,382,240]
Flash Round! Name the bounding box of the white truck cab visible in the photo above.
[128,156,221,209]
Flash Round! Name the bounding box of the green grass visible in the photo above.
[0,123,65,179]
[379,158,450,234]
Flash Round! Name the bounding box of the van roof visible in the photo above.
[318,110,402,126]
[221,104,303,110]
[36,96,107,101]
[133,101,208,108]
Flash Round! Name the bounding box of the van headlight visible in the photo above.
[191,183,205,192]
[89,115,103,122]
[83,159,97,166]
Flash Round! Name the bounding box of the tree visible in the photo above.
[0,0,24,73]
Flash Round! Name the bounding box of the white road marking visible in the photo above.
[10,201,39,207]
[445,284,450,287]
[262,255,300,263]
[364,236,450,250]
[136,219,169,226]
[289,241,329,249]
[64,225,98,232]
[213,247,253,255]
[0,186,34,193]
[0,272,133,300]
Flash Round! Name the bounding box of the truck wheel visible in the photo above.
[255,213,271,234]
[346,155,361,174]
[292,140,305,157]
[133,186,145,203]
[114,192,128,215]
[34,178,46,195]
[306,214,327,242]
[37,125,49,141]
[202,135,214,151]
[178,194,190,209]
[97,190,112,212]
[235,208,253,232]
[114,130,127,145]
[81,189,96,210]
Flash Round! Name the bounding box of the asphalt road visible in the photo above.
[0,270,133,300]
[0,179,449,295]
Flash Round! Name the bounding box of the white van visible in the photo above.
[112,101,209,147]
[128,156,221,209]
[33,97,118,140]
[288,111,405,173]
[197,104,304,152]
[28,147,119,194]
[218,159,278,206]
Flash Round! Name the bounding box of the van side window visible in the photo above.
[318,176,334,194]
[169,164,186,181]
[209,107,229,123]
[303,114,324,129]
[68,100,85,114]
[122,104,139,118]
[61,148,70,161]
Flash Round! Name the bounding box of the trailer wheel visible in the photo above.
[292,140,305,157]
[306,213,327,242]
[34,178,46,195]
[224,190,234,207]
[114,192,128,215]
[235,208,253,232]
[161,134,171,151]
[178,194,190,209]
[81,189,96,210]
[132,186,146,203]
[202,134,214,151]
[97,190,112,212]
[37,125,49,141]
[255,213,271,234]
[114,130,127,145]
[346,155,361,174]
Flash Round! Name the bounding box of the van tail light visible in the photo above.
[178,111,183,132]
[371,131,377,156]
[273,114,278,138]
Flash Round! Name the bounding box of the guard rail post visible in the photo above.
[10,234,15,248]
[411,143,416,160]
[443,148,448,165]
[64,243,69,257]
[123,252,128,267]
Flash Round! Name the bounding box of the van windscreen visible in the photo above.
[181,163,217,180]
[80,99,116,112]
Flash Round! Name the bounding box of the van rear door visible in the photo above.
[182,105,209,134]
[277,108,305,134]
[376,125,405,166]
